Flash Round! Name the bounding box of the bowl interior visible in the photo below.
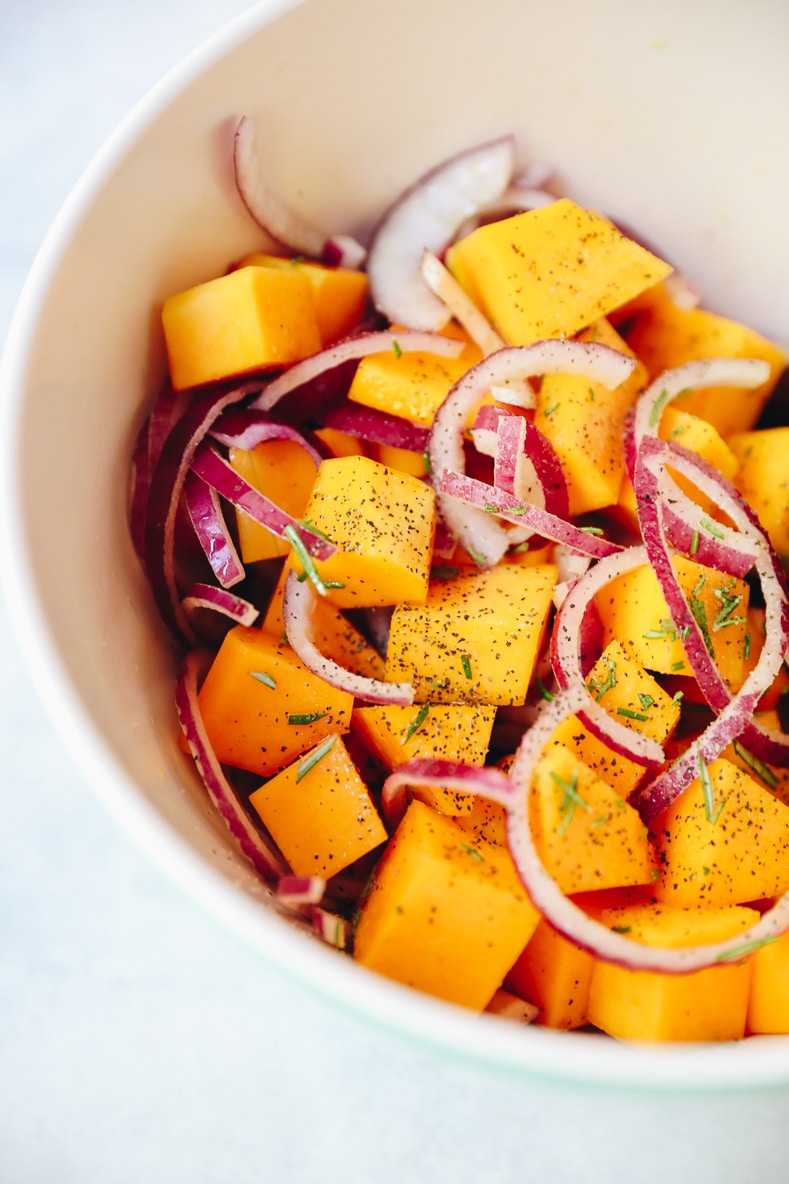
[3,0,789,1088]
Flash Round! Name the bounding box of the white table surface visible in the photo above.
[2,3,789,1182]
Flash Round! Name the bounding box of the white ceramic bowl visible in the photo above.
[3,0,788,1090]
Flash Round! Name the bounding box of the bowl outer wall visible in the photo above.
[2,0,789,1090]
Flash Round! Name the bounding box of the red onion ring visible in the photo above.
[380,757,512,829]
[366,136,516,330]
[183,469,245,588]
[175,648,286,883]
[550,544,666,768]
[282,570,414,705]
[144,386,254,644]
[429,341,636,566]
[209,409,325,464]
[322,401,430,453]
[247,330,465,415]
[233,115,366,267]
[181,582,259,628]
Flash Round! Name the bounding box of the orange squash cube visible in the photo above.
[248,735,387,877]
[196,625,353,778]
[529,744,658,895]
[505,916,595,1030]
[586,898,759,1042]
[446,199,672,346]
[385,563,557,706]
[161,265,321,390]
[353,800,540,1010]
[288,455,435,609]
[747,929,789,1035]
[624,286,786,438]
[649,757,789,908]
[237,252,369,345]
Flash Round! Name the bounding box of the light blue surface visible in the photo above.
[3,3,789,1181]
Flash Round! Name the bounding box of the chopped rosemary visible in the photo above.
[288,711,329,725]
[617,707,649,722]
[404,703,430,743]
[700,516,725,540]
[648,387,673,428]
[283,523,330,596]
[543,401,560,417]
[638,693,655,710]
[459,842,484,862]
[588,657,617,701]
[578,525,605,535]
[422,450,431,476]
[643,618,679,642]
[744,632,752,661]
[716,935,778,963]
[296,733,337,781]
[689,576,714,655]
[552,768,591,835]
[671,661,686,671]
[535,675,555,703]
[732,740,778,790]
[392,339,402,359]
[611,925,632,934]
[250,670,276,689]
[690,529,700,555]
[712,582,745,632]
[461,653,473,679]
[698,751,725,823]
[466,546,487,568]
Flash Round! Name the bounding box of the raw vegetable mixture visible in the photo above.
[131,119,789,1043]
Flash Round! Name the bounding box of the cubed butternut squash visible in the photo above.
[196,625,353,778]
[161,265,321,390]
[729,427,789,557]
[650,757,789,908]
[346,323,482,427]
[288,455,435,609]
[535,319,648,515]
[238,252,369,345]
[587,898,759,1042]
[353,799,540,1010]
[446,199,672,346]
[384,563,557,705]
[595,555,749,690]
[529,744,658,895]
[505,915,596,1030]
[624,286,786,438]
[248,734,387,877]
[746,928,789,1035]
[549,639,682,799]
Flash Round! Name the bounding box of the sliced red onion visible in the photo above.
[247,330,464,415]
[380,757,512,829]
[181,582,259,628]
[366,137,516,330]
[175,648,286,883]
[454,178,560,239]
[439,469,621,560]
[551,544,666,768]
[322,401,430,453]
[233,115,366,267]
[494,413,569,519]
[312,908,351,949]
[276,875,326,908]
[129,384,183,561]
[420,248,505,355]
[282,570,414,705]
[429,342,636,566]
[190,443,334,561]
[183,469,245,588]
[144,386,254,644]
[209,409,325,464]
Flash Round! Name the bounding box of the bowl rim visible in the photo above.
[3,0,789,1094]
